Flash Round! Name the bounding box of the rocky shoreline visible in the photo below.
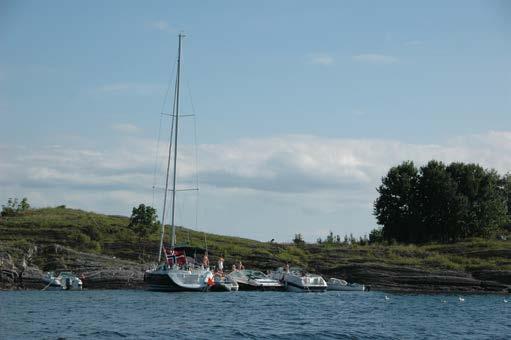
[1,244,509,293]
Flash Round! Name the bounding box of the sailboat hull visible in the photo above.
[144,269,211,292]
[236,281,284,291]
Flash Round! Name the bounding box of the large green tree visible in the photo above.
[129,204,160,258]
[374,161,509,244]
[447,163,508,237]
[416,161,468,242]
[374,161,420,243]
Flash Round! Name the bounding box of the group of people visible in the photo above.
[201,252,244,273]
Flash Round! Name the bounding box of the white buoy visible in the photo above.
[459,296,465,302]
[441,299,447,303]
[385,295,390,301]
[504,299,508,303]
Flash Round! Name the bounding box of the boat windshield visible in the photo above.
[246,270,266,279]
[328,278,347,285]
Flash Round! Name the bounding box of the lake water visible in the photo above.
[1,290,510,339]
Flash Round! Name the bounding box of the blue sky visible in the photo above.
[1,1,511,242]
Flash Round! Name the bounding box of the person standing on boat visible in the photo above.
[285,262,290,273]
[202,252,209,269]
[238,261,244,270]
[218,256,224,273]
[232,264,237,271]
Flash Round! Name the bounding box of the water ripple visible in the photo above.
[1,290,510,339]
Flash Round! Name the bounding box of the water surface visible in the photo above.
[1,290,509,339]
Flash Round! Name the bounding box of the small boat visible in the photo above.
[208,273,239,292]
[327,278,365,291]
[42,271,83,291]
[270,267,327,292]
[228,269,283,291]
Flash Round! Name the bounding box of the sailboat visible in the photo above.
[144,33,213,292]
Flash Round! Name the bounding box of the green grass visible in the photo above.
[1,207,510,274]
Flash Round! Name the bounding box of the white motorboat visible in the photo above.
[327,278,365,291]
[42,271,83,291]
[144,33,212,292]
[209,273,239,292]
[270,267,327,292]
[228,269,284,291]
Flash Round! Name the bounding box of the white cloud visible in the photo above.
[2,131,511,241]
[309,54,334,65]
[112,123,140,134]
[352,53,398,64]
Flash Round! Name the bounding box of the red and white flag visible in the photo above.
[163,248,186,266]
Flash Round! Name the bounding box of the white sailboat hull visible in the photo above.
[144,267,213,292]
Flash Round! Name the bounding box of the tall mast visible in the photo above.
[158,33,184,261]
[170,33,184,248]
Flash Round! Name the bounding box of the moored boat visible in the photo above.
[270,267,327,292]
[42,271,83,291]
[144,246,213,292]
[208,273,239,292]
[228,269,283,291]
[327,278,365,291]
[143,33,212,292]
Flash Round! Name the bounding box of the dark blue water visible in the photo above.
[1,290,510,339]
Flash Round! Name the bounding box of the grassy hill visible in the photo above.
[1,207,511,292]
[1,206,510,271]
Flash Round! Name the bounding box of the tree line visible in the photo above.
[373,160,511,243]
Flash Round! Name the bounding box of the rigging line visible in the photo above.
[151,113,164,208]
[193,114,203,248]
[152,56,177,209]
[189,87,203,248]
[158,112,175,262]
[185,65,203,250]
[157,64,178,262]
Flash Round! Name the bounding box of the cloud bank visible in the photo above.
[1,131,511,240]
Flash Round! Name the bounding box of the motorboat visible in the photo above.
[208,273,239,292]
[228,269,284,291]
[327,277,365,291]
[270,267,327,292]
[42,271,83,291]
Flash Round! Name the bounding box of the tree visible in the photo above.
[501,173,511,228]
[1,197,30,217]
[293,233,305,245]
[325,231,334,244]
[416,160,468,242]
[129,204,160,258]
[374,161,420,243]
[447,163,508,238]
[369,228,384,243]
[19,198,30,211]
[375,160,509,244]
